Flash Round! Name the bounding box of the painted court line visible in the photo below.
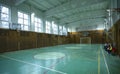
[43,56,65,74]
[100,46,110,74]
[0,55,67,74]
[98,49,100,74]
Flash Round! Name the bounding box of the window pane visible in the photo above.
[52,22,58,34]
[34,17,42,32]
[46,21,51,33]
[1,6,8,14]
[21,25,24,30]
[35,17,37,22]
[59,26,62,35]
[24,14,28,19]
[35,22,38,27]
[59,26,62,29]
[24,19,28,25]
[63,26,67,35]
[35,27,37,32]
[18,12,29,31]
[18,18,23,24]
[24,26,28,30]
[1,13,9,21]
[38,23,41,27]
[38,19,42,23]
[1,21,9,28]
[36,23,39,27]
[38,28,41,32]
[0,6,9,29]
[18,12,23,18]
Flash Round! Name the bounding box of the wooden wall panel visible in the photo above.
[118,29,120,53]
[58,36,62,45]
[29,32,37,48]
[19,31,36,50]
[0,29,8,52]
[37,33,43,48]
[115,20,120,54]
[0,29,70,53]
[0,37,7,52]
[69,34,75,43]
[7,30,19,52]
[68,30,104,44]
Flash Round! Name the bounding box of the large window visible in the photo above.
[59,26,63,35]
[52,21,58,34]
[18,11,29,31]
[63,26,67,35]
[46,21,51,34]
[34,17,42,32]
[68,28,71,32]
[0,5,10,28]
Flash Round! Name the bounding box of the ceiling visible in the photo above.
[14,0,109,31]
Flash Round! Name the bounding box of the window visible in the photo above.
[68,28,71,32]
[34,17,42,32]
[18,11,29,31]
[46,21,51,34]
[59,26,63,35]
[63,26,67,36]
[0,6,10,28]
[52,21,58,34]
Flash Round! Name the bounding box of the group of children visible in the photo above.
[104,43,117,55]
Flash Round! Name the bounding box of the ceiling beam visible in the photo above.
[15,0,26,6]
[66,17,105,27]
[32,0,49,9]
[57,3,108,19]
[61,15,106,24]
[59,10,107,24]
[28,0,47,11]
[45,0,108,17]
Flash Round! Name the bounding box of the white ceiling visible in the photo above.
[15,0,109,31]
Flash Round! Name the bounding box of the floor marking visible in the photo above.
[43,56,65,74]
[98,49,100,74]
[0,55,67,74]
[100,46,110,74]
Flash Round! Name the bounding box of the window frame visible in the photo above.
[62,26,68,36]
[59,25,63,35]
[46,21,51,34]
[0,5,10,29]
[52,21,58,35]
[34,17,43,32]
[18,11,29,31]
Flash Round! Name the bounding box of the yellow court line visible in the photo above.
[98,49,100,74]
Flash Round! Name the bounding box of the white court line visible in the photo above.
[0,55,67,74]
[100,46,110,74]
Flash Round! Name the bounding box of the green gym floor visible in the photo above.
[0,44,120,74]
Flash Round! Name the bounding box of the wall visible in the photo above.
[68,30,104,44]
[112,19,120,54]
[0,1,70,53]
[0,1,68,33]
[103,19,120,54]
[0,1,45,32]
[0,28,69,53]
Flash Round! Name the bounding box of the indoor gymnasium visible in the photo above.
[0,0,120,74]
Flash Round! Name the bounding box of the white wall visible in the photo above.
[0,1,46,32]
[0,1,68,35]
